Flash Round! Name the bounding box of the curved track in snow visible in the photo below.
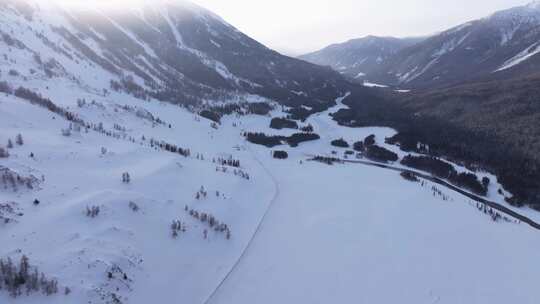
[202,145,280,304]
[310,95,540,230]
[340,158,540,230]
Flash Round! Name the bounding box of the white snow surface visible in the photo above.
[362,81,389,88]
[0,84,539,304]
[496,42,540,71]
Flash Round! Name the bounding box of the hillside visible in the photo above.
[304,2,540,89]
[368,1,540,88]
[299,36,423,82]
[1,1,540,303]
[2,87,540,303]
[0,0,346,109]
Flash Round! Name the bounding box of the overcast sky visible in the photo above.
[193,0,529,55]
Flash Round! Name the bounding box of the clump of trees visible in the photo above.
[121,172,131,184]
[331,138,349,148]
[0,147,9,158]
[0,255,60,297]
[475,203,515,223]
[353,141,365,152]
[300,124,314,133]
[233,169,250,180]
[401,155,488,195]
[215,166,250,180]
[400,171,419,182]
[285,107,311,121]
[312,156,342,165]
[214,156,240,168]
[0,202,22,225]
[243,131,324,148]
[118,104,166,126]
[0,81,12,94]
[273,151,288,159]
[186,207,231,240]
[110,76,149,100]
[450,172,487,196]
[0,167,39,192]
[195,186,208,200]
[286,133,320,147]
[199,110,221,123]
[401,155,455,178]
[86,206,100,218]
[149,139,191,158]
[244,132,283,147]
[15,134,24,146]
[270,117,298,130]
[105,263,132,289]
[247,102,272,116]
[364,134,376,146]
[128,201,139,212]
[198,102,273,123]
[365,145,398,163]
[170,219,186,238]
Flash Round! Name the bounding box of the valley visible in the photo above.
[1,0,540,303]
[2,87,539,303]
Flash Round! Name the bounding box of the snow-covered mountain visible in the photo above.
[2,1,540,304]
[0,0,345,108]
[366,1,540,88]
[303,1,540,88]
[299,36,423,81]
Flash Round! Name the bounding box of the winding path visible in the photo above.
[202,146,280,304]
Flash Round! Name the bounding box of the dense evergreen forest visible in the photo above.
[333,85,540,209]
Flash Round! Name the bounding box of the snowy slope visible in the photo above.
[0,0,345,109]
[0,89,279,303]
[1,1,540,304]
[363,1,540,88]
[299,36,423,82]
[2,83,539,303]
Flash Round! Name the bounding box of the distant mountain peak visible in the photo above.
[299,36,423,81]
[526,0,540,9]
[489,1,540,21]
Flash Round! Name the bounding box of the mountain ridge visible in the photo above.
[0,0,348,110]
[299,35,424,81]
[302,1,540,89]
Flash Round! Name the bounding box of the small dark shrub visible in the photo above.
[331,138,349,148]
[273,151,288,159]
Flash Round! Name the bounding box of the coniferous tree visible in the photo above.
[0,147,9,158]
[15,134,23,146]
